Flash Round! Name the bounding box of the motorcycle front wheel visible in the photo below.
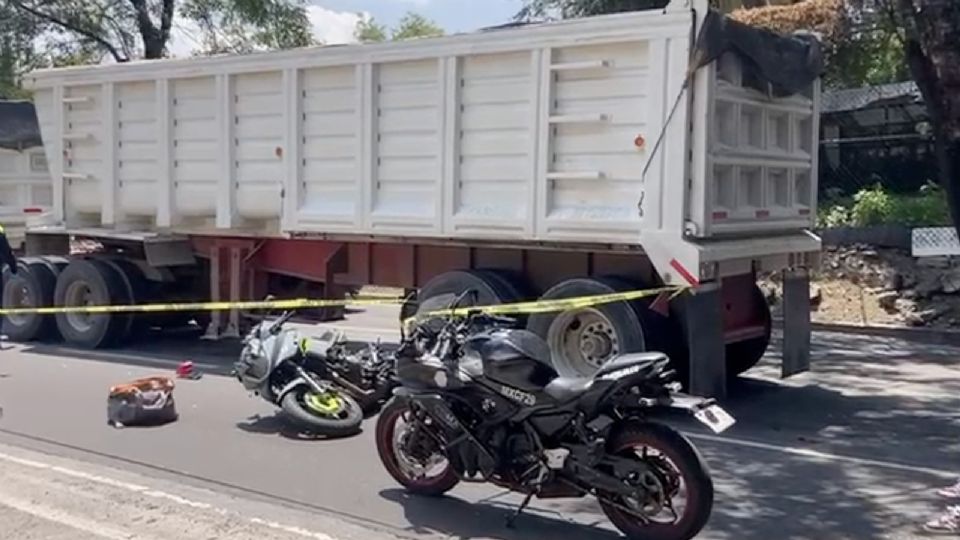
[375,397,459,496]
[280,386,362,437]
[599,421,714,540]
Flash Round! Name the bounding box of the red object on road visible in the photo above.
[176,361,200,379]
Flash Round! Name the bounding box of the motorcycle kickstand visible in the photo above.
[505,492,533,529]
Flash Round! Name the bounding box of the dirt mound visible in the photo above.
[762,245,960,328]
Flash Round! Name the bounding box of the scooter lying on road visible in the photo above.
[376,290,734,540]
[233,309,395,437]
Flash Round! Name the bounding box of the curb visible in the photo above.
[773,318,960,346]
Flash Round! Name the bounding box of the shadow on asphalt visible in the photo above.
[235,413,371,441]
[379,487,621,540]
[9,326,959,538]
[694,330,960,539]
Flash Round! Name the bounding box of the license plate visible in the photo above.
[694,404,736,434]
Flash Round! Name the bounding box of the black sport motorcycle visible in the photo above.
[375,291,734,540]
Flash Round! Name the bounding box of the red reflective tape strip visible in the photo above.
[23,207,43,213]
[798,208,810,215]
[755,209,770,218]
[669,258,699,286]
[712,211,728,220]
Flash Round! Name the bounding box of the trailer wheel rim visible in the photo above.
[547,307,620,377]
[63,281,96,333]
[5,283,34,326]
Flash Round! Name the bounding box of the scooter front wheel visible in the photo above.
[280,386,363,437]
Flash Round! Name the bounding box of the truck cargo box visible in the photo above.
[25,0,821,285]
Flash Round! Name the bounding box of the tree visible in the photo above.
[355,16,387,43]
[391,12,444,40]
[825,13,907,88]
[878,0,960,233]
[1,2,103,97]
[4,0,314,62]
[181,0,315,55]
[1,2,44,98]
[517,0,668,19]
[354,11,444,43]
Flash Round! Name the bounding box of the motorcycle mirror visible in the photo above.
[450,288,475,311]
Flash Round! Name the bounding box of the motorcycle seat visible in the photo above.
[544,376,593,402]
[593,352,669,379]
[544,352,670,403]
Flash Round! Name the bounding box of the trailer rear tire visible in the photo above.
[53,259,129,349]
[724,283,772,376]
[2,259,59,342]
[527,277,647,378]
[405,269,527,324]
[97,258,141,343]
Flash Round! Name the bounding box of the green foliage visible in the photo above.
[817,184,951,228]
[354,12,443,43]
[849,184,895,226]
[824,13,909,89]
[0,1,111,97]
[516,0,667,20]
[391,12,444,41]
[817,204,853,228]
[354,17,387,43]
[182,0,315,54]
[5,0,314,66]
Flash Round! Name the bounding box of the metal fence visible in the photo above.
[818,81,936,200]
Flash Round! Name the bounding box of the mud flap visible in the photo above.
[782,268,811,378]
[677,282,726,399]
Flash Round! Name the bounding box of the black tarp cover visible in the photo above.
[695,9,824,97]
[0,101,42,151]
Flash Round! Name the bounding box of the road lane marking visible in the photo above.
[685,432,955,478]
[0,450,341,540]
[250,518,337,540]
[0,490,133,540]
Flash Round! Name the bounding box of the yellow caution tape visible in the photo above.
[401,285,689,332]
[0,296,405,316]
[0,285,689,323]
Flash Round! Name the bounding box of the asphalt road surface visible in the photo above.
[1,305,957,540]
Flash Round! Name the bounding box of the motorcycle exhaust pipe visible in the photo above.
[328,371,376,399]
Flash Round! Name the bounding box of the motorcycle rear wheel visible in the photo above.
[599,422,714,540]
[280,387,362,438]
[375,397,459,496]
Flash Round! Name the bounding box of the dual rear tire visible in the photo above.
[409,271,770,379]
[2,257,184,349]
[2,257,65,342]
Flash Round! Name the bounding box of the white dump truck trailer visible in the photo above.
[0,101,54,248]
[6,0,822,397]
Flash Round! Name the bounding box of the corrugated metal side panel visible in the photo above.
[369,59,442,233]
[116,81,157,216]
[234,72,284,220]
[29,8,704,244]
[298,65,360,229]
[537,41,652,242]
[63,85,103,216]
[0,149,52,209]
[172,77,218,218]
[448,51,535,238]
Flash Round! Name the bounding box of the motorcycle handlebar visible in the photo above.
[268,310,295,335]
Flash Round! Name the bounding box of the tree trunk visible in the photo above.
[898,0,960,234]
[129,0,174,59]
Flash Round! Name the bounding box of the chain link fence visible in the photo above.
[818,81,936,201]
